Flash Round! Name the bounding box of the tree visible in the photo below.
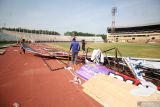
[101,34,107,42]
[64,31,95,36]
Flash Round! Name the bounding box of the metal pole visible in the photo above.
[111,7,117,42]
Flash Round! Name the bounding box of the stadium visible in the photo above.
[1,24,160,44]
[107,24,160,43]
[1,1,160,106]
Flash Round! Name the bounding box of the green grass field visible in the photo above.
[49,42,160,58]
[1,42,159,58]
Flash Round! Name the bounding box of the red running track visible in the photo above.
[0,46,102,107]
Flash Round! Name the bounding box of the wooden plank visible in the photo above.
[82,74,160,107]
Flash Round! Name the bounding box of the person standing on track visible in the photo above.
[70,37,80,65]
[20,39,26,54]
[81,39,86,55]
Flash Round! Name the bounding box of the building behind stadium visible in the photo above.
[107,24,160,43]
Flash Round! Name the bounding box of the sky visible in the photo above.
[0,0,160,34]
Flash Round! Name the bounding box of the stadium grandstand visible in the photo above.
[107,24,160,43]
[0,30,103,43]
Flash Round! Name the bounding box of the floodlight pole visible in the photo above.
[111,7,117,42]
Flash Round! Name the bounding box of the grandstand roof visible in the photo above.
[107,24,160,33]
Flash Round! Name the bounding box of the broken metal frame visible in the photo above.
[22,43,71,71]
[86,47,127,72]
[30,46,84,71]
[85,47,160,87]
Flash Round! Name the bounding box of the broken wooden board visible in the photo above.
[82,74,160,107]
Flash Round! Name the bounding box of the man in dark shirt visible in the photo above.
[70,37,80,64]
[82,39,86,55]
